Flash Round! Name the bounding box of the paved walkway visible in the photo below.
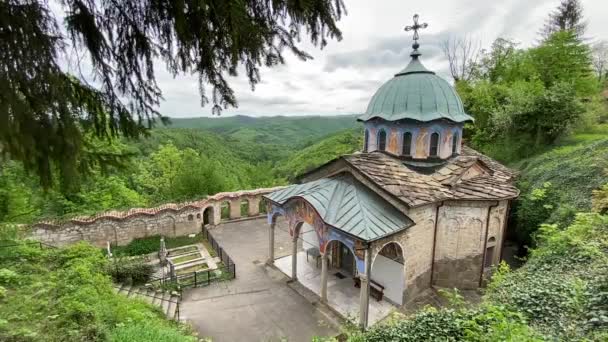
[180,218,337,342]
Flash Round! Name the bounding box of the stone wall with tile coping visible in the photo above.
[30,187,284,247]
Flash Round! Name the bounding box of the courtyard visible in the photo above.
[180,217,339,342]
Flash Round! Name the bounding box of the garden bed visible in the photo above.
[108,234,204,256]
[169,252,201,265]
[175,263,209,275]
[167,246,198,257]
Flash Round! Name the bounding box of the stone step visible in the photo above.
[114,283,180,321]
[126,285,137,298]
[152,290,161,306]
[168,296,180,320]
[119,284,131,296]
[160,292,171,314]
[144,288,155,304]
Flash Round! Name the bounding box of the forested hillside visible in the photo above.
[166,115,360,163]
[0,116,361,224]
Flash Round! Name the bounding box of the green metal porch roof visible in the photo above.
[264,173,413,242]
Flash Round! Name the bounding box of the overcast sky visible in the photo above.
[85,0,608,118]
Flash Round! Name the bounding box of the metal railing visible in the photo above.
[149,225,236,292]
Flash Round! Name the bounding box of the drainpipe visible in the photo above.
[499,200,512,262]
[479,201,500,287]
[429,201,445,287]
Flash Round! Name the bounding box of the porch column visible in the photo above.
[268,221,275,265]
[359,248,372,330]
[320,252,329,302]
[291,234,298,281]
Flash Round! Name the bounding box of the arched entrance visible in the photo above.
[240,198,250,217]
[203,206,214,227]
[220,201,230,220]
[326,239,356,277]
[371,242,405,305]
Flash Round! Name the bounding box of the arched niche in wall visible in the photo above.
[240,198,250,217]
[371,241,405,305]
[158,215,176,237]
[101,223,118,247]
[130,219,148,239]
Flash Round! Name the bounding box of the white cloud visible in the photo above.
[98,0,607,118]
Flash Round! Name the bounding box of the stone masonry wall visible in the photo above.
[433,200,509,289]
[370,203,437,302]
[31,187,283,248]
[369,199,510,306]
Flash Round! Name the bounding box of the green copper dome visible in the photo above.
[358,53,473,123]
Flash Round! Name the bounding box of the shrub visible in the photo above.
[110,234,204,257]
[108,322,197,342]
[0,268,18,286]
[513,182,559,249]
[108,258,155,285]
[0,242,196,341]
[362,305,542,342]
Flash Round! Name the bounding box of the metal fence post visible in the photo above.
[194,271,197,287]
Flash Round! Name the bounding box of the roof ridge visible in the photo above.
[351,177,374,240]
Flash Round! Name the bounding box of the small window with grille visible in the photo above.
[429,132,439,157]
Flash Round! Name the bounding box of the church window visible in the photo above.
[452,132,459,154]
[364,129,369,152]
[484,246,495,268]
[484,236,497,268]
[402,132,412,156]
[429,132,439,157]
[378,129,387,151]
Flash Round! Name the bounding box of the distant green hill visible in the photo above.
[163,115,361,163]
[276,128,362,180]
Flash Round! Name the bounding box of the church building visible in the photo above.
[264,15,519,329]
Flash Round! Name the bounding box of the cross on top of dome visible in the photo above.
[404,14,428,54]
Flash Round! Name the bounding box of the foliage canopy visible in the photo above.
[0,0,345,189]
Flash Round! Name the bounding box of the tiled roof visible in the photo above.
[342,146,519,207]
[265,173,413,242]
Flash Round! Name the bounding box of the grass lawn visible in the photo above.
[175,263,209,275]
[167,246,198,257]
[170,253,201,265]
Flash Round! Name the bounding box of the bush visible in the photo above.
[108,258,155,285]
[0,242,196,341]
[486,213,608,339]
[0,268,18,286]
[361,305,542,342]
[513,182,559,249]
[109,322,197,342]
[110,234,204,257]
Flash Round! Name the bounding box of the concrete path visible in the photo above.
[180,218,338,342]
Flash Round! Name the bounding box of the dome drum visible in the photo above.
[364,119,462,159]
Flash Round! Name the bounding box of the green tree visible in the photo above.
[459,31,596,160]
[172,150,227,200]
[541,0,586,39]
[0,0,345,190]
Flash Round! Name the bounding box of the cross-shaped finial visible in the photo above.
[404,14,428,51]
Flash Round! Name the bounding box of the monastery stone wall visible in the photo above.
[433,200,508,289]
[30,187,283,248]
[369,199,509,306]
[370,203,437,301]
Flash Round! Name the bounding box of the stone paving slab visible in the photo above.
[180,217,338,342]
